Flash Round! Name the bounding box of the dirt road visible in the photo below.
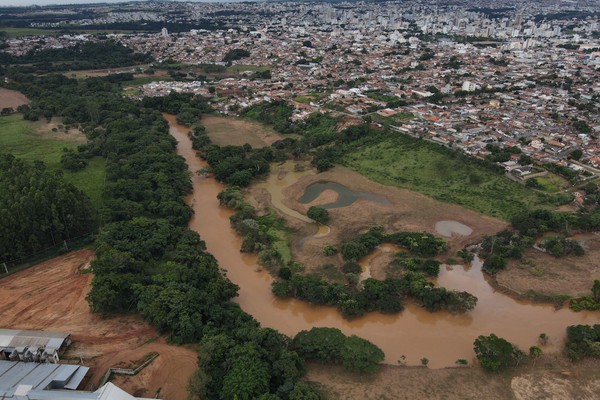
[0,249,197,400]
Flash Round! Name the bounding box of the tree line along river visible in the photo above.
[167,114,600,368]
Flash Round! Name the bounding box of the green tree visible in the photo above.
[529,346,543,366]
[482,255,507,273]
[341,335,385,373]
[220,350,270,400]
[176,110,197,126]
[473,334,523,372]
[323,245,338,256]
[60,148,88,171]
[288,381,320,400]
[0,153,95,262]
[569,149,583,160]
[307,206,329,224]
[340,241,369,261]
[293,327,345,363]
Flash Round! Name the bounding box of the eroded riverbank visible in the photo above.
[168,115,600,368]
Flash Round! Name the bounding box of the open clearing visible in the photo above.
[343,137,551,220]
[0,27,60,37]
[0,115,105,208]
[306,358,600,400]
[0,87,30,109]
[496,233,600,298]
[250,164,507,277]
[202,114,282,148]
[66,64,159,79]
[0,250,197,400]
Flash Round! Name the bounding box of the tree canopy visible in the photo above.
[0,153,95,262]
[5,70,327,399]
[292,327,384,373]
[474,334,525,372]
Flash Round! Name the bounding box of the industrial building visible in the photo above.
[0,329,160,400]
[0,361,161,400]
[0,329,71,363]
[0,360,89,393]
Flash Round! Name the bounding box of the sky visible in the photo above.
[0,0,138,5]
[0,0,246,6]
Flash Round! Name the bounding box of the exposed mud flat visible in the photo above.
[307,358,600,400]
[497,233,600,297]
[435,220,474,237]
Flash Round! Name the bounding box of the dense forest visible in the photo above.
[3,71,328,398]
[0,40,152,74]
[0,153,95,263]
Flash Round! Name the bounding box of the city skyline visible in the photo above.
[0,0,250,7]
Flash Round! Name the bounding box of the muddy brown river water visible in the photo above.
[168,115,600,368]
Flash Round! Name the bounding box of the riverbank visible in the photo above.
[168,115,600,369]
[307,357,600,400]
[249,161,507,276]
[496,233,600,299]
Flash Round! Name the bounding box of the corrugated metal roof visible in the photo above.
[63,367,89,391]
[2,383,160,400]
[0,361,88,394]
[0,329,70,349]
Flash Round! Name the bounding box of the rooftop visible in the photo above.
[0,329,70,350]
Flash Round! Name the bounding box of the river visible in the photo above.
[168,115,600,368]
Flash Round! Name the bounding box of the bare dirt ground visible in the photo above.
[497,233,600,297]
[35,117,87,143]
[108,339,197,399]
[307,357,600,400]
[0,250,197,400]
[251,165,507,276]
[202,114,282,148]
[0,87,30,109]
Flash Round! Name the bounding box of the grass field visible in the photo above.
[201,114,282,148]
[63,158,106,210]
[342,137,551,220]
[371,112,414,127]
[535,174,568,193]
[0,115,105,208]
[0,27,60,37]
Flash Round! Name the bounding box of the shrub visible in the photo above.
[474,334,525,372]
[323,245,338,256]
[342,261,362,274]
[307,206,329,224]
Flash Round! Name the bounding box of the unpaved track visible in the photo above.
[0,249,197,400]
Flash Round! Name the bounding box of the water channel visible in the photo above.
[168,115,600,368]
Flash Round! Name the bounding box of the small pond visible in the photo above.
[299,181,390,209]
[435,220,473,237]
